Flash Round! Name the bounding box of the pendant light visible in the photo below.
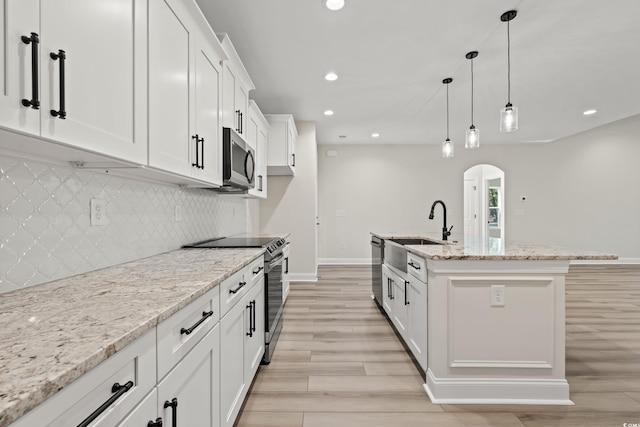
[465,51,479,149]
[499,10,518,132]
[442,78,454,158]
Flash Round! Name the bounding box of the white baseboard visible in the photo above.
[570,257,640,265]
[318,258,371,265]
[289,273,318,282]
[423,369,573,405]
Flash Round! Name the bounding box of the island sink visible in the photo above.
[390,238,444,246]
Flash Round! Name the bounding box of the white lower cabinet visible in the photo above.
[158,324,220,427]
[220,272,264,427]
[382,251,428,372]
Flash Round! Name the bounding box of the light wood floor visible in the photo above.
[236,264,640,427]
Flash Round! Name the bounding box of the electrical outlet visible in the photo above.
[90,198,107,226]
[174,205,182,222]
[491,285,505,307]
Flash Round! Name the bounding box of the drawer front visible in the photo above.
[13,331,156,427]
[246,256,265,288]
[157,286,220,380]
[220,267,251,317]
[407,252,427,283]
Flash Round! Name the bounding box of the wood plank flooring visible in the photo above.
[236,264,640,427]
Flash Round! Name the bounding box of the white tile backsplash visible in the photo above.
[0,155,248,294]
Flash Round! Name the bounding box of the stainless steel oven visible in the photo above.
[183,235,287,364]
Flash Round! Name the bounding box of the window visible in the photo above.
[488,187,500,227]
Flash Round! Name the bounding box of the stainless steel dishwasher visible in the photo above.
[370,236,384,307]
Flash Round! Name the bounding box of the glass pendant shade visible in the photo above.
[465,126,479,149]
[442,138,454,158]
[500,103,518,132]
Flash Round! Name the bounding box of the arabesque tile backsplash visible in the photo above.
[0,155,248,294]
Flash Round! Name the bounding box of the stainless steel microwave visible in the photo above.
[222,127,255,190]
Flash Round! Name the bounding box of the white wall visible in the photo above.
[318,114,640,262]
[0,155,250,294]
[259,121,318,280]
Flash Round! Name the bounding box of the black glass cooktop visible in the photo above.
[184,237,277,248]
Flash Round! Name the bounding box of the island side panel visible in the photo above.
[424,259,572,405]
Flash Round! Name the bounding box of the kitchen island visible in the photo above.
[372,232,617,405]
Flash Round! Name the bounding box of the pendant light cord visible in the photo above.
[446,83,450,139]
[471,58,474,126]
[507,20,511,104]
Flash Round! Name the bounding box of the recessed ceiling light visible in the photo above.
[583,109,597,115]
[371,133,380,138]
[324,0,345,11]
[324,110,334,116]
[325,72,338,81]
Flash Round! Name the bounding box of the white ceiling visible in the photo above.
[196,0,640,146]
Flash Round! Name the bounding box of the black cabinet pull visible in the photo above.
[408,262,421,270]
[239,112,244,133]
[253,266,264,275]
[246,302,253,337]
[200,136,204,169]
[77,381,134,427]
[192,134,199,168]
[291,153,295,167]
[164,398,178,427]
[251,300,256,332]
[180,311,213,335]
[236,109,241,133]
[148,419,163,427]
[284,257,289,274]
[404,281,409,306]
[21,32,40,109]
[50,50,66,119]
[257,175,263,192]
[229,281,246,294]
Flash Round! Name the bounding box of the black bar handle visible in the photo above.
[21,32,40,109]
[291,153,295,167]
[236,109,241,132]
[180,311,213,335]
[50,50,66,119]
[200,136,204,169]
[258,175,263,192]
[246,302,253,337]
[164,398,177,427]
[77,381,134,427]
[240,112,244,133]
[285,257,289,274]
[251,300,256,332]
[229,281,246,294]
[253,265,264,275]
[408,262,421,270]
[148,419,163,427]
[404,281,409,306]
[192,134,199,168]
[390,279,394,300]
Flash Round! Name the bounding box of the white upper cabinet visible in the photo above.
[218,34,255,142]
[0,0,148,164]
[265,114,297,176]
[148,0,225,185]
[247,100,270,198]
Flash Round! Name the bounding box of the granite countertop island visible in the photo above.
[0,247,264,426]
[371,231,618,261]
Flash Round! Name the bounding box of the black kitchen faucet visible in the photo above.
[429,200,453,241]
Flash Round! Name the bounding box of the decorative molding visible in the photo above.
[424,369,573,405]
[318,258,371,265]
[571,257,640,265]
[450,360,552,369]
[289,273,318,282]
[428,259,570,274]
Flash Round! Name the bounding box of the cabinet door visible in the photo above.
[382,266,393,316]
[116,389,158,427]
[158,325,220,427]
[39,0,147,164]
[244,279,265,380]
[408,277,428,370]
[0,0,40,134]
[257,126,268,196]
[220,299,246,427]
[288,125,296,171]
[392,271,409,339]
[235,84,248,137]
[221,62,237,131]
[192,34,222,185]
[148,0,192,176]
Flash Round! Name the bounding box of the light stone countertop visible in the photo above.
[371,232,617,261]
[0,247,264,427]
